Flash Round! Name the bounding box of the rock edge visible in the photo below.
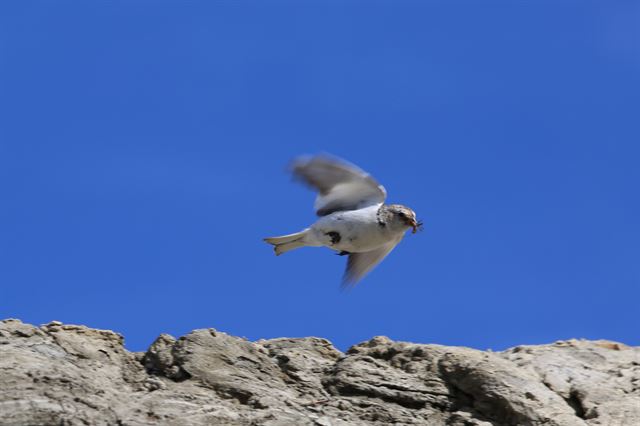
[1,319,638,426]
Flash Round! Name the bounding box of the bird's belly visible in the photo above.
[334,230,387,253]
[311,217,388,253]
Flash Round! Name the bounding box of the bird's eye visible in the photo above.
[398,212,406,218]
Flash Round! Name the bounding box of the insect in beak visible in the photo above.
[411,220,424,234]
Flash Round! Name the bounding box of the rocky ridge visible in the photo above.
[1,319,638,426]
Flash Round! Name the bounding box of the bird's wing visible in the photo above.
[342,236,403,287]
[291,155,387,216]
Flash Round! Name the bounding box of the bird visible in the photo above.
[264,154,422,286]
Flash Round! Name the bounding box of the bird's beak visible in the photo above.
[410,219,423,234]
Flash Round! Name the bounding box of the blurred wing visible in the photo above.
[291,155,387,216]
[342,237,403,287]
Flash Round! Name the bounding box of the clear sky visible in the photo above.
[1,2,639,352]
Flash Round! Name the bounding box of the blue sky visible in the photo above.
[1,2,639,352]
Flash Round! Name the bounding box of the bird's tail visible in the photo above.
[263,230,309,256]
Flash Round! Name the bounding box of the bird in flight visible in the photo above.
[264,154,422,286]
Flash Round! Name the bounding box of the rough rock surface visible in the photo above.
[1,319,638,426]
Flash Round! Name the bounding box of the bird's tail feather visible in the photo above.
[264,230,308,256]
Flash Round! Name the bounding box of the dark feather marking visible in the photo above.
[325,231,341,245]
[376,205,387,227]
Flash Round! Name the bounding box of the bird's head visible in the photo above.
[386,204,423,234]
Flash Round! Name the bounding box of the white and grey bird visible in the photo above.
[264,154,422,286]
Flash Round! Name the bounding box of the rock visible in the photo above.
[0,319,638,426]
[501,339,640,426]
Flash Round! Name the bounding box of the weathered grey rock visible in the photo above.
[0,319,638,426]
